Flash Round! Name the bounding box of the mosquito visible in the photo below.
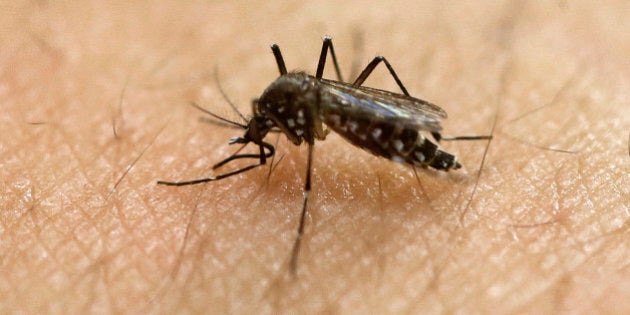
[158,36,491,274]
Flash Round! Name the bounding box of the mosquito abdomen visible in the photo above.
[323,113,461,171]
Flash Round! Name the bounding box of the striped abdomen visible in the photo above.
[322,114,461,171]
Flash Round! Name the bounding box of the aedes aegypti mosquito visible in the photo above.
[158,36,491,273]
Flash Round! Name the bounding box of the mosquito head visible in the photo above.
[239,114,272,145]
[210,114,275,171]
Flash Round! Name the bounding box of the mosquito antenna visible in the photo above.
[198,116,282,134]
[214,67,248,124]
[197,117,246,130]
[190,102,247,129]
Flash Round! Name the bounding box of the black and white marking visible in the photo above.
[158,36,491,274]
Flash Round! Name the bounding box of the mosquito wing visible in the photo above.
[318,77,447,132]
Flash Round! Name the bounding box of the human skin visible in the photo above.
[1,1,628,314]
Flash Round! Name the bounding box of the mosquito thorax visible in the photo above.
[256,72,324,145]
[241,115,271,144]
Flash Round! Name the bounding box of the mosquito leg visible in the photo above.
[434,131,494,143]
[440,135,493,141]
[315,36,344,82]
[212,153,265,169]
[213,141,274,169]
[271,44,288,75]
[157,162,264,186]
[289,143,314,275]
[158,142,275,186]
[352,56,410,96]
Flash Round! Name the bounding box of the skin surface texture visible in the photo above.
[1,1,628,314]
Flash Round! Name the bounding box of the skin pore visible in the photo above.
[1,1,628,313]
